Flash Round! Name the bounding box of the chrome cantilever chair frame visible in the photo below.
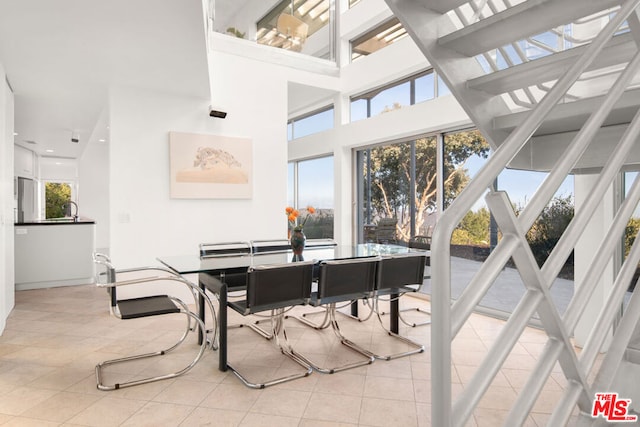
[93,253,216,391]
[392,236,432,327]
[226,261,315,389]
[290,257,379,373]
[373,252,428,360]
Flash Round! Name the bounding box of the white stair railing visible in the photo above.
[426,0,640,425]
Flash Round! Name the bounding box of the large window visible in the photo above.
[256,0,332,53]
[288,156,334,238]
[356,130,576,320]
[45,182,73,219]
[213,0,336,61]
[357,129,489,245]
[350,70,450,122]
[288,107,334,140]
[350,17,408,62]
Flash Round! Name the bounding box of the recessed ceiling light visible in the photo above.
[45,149,54,153]
[98,138,106,142]
[13,132,18,136]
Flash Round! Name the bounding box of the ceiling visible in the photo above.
[0,0,211,159]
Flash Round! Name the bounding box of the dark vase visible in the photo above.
[290,228,306,261]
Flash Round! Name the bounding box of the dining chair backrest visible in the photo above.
[305,238,338,249]
[200,241,251,258]
[244,261,314,314]
[315,257,379,305]
[376,252,427,292]
[250,239,291,254]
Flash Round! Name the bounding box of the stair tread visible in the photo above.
[626,346,640,364]
[493,87,640,136]
[629,330,640,349]
[423,0,469,14]
[439,0,623,57]
[468,32,635,95]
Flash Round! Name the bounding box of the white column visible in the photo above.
[0,66,16,333]
[574,173,616,349]
[332,91,352,246]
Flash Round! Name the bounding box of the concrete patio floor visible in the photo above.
[420,256,575,321]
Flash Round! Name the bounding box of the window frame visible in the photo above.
[349,69,449,122]
[288,105,335,141]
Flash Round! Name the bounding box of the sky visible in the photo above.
[465,154,574,212]
[288,75,577,214]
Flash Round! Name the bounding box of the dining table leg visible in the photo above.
[218,283,227,372]
[198,283,205,345]
[390,292,399,334]
[199,274,228,372]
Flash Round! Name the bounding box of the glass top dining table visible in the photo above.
[156,243,429,372]
[157,243,424,276]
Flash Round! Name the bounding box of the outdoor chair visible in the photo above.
[92,253,215,391]
[226,261,315,388]
[375,218,398,244]
[290,257,379,373]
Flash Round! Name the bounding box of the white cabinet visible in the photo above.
[14,145,34,178]
[14,222,96,290]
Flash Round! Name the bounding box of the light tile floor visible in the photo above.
[0,284,593,426]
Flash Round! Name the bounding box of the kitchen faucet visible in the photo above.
[64,201,79,222]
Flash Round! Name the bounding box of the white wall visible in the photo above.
[79,130,110,253]
[108,51,290,270]
[0,63,15,334]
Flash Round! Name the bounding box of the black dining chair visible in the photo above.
[226,261,315,389]
[199,241,251,293]
[379,239,431,327]
[249,239,291,253]
[304,238,338,249]
[372,252,428,360]
[197,241,252,347]
[289,257,379,373]
[92,253,215,391]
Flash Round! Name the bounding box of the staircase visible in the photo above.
[383,0,640,425]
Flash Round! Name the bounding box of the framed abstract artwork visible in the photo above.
[169,131,252,199]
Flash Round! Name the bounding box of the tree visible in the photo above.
[625,217,640,258]
[452,208,490,245]
[523,195,574,267]
[45,182,71,219]
[365,129,490,241]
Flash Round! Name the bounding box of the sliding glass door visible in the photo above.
[356,129,489,246]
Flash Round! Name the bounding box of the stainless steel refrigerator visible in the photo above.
[16,177,36,223]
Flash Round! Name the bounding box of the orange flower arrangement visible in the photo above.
[285,206,316,231]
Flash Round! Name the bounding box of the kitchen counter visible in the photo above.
[15,217,95,225]
[14,220,96,290]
